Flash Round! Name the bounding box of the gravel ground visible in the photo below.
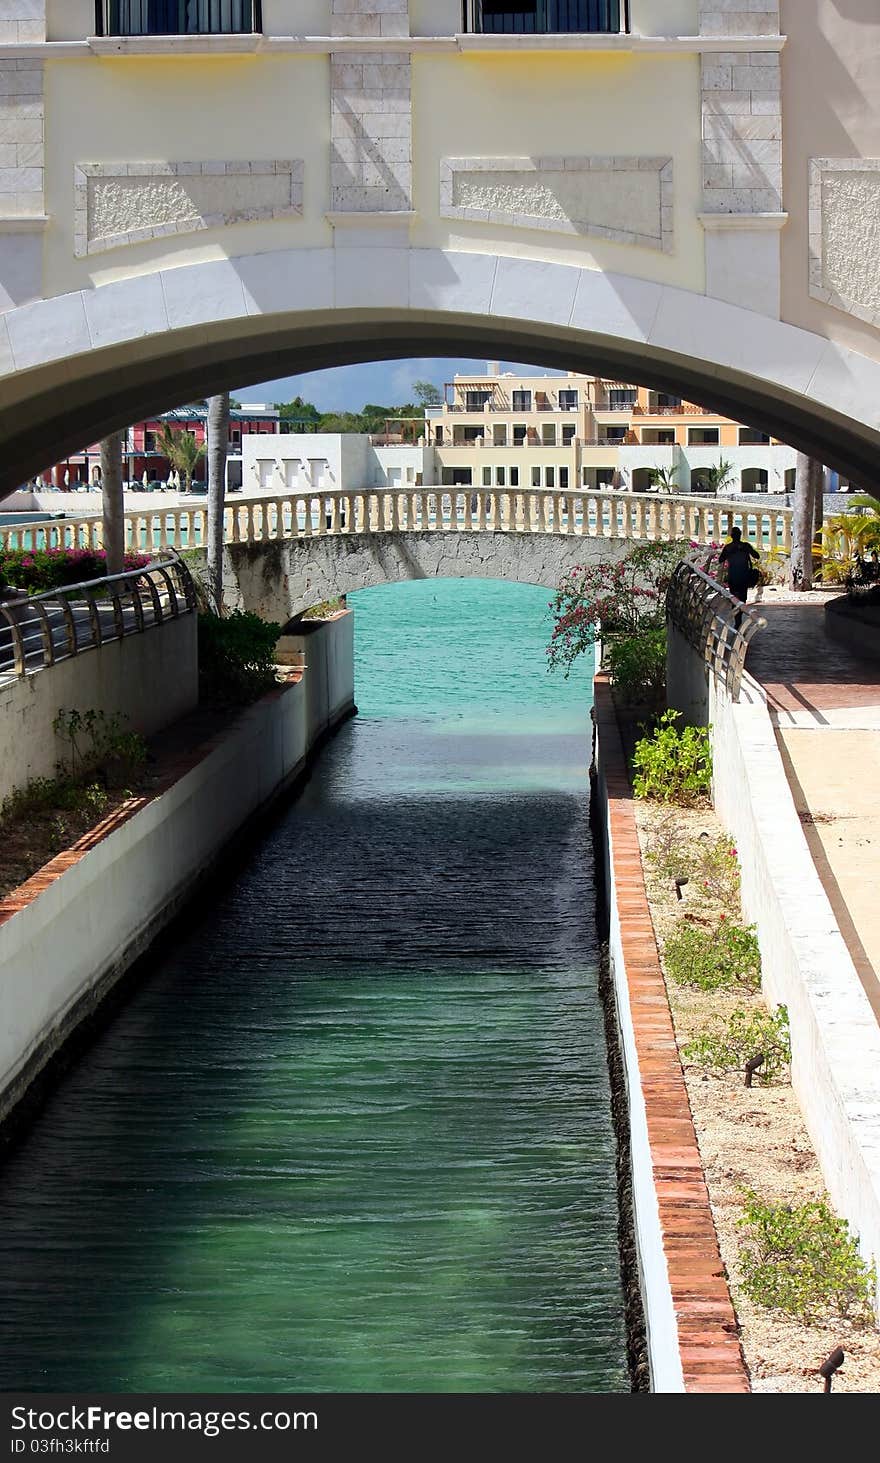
[634,799,880,1394]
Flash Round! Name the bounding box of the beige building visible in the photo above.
[428,365,800,496]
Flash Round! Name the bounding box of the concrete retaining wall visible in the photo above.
[0,612,355,1123]
[710,672,880,1301]
[0,614,198,806]
[665,620,711,728]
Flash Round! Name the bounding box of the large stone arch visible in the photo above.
[1,247,879,494]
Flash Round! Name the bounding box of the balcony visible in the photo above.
[463,1,626,35]
[95,1,261,36]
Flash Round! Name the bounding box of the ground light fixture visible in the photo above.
[744,1053,765,1088]
[818,1347,845,1392]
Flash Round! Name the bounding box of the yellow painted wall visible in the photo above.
[411,52,704,291]
[43,56,331,295]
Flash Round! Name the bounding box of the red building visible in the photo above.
[37,404,281,491]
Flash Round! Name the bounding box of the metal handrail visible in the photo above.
[666,553,766,702]
[0,553,195,681]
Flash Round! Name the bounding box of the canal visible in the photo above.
[0,578,628,1393]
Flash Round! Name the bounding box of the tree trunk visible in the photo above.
[100,431,126,577]
[789,453,823,591]
[206,392,230,612]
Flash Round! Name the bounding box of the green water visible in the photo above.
[0,578,628,1393]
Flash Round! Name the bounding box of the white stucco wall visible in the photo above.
[710,672,880,1304]
[0,612,198,805]
[0,610,355,1122]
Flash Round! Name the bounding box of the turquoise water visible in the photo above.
[0,578,628,1393]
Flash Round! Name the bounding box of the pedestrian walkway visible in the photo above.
[745,601,880,1021]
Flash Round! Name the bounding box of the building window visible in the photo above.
[467,2,624,37]
[688,427,720,446]
[510,466,519,487]
[600,426,626,443]
[512,390,532,412]
[739,427,771,445]
[143,431,155,453]
[558,389,578,410]
[513,424,527,446]
[562,423,575,445]
[482,466,492,487]
[607,387,637,410]
[531,466,541,487]
[493,424,507,447]
[545,466,555,488]
[98,2,261,35]
[559,466,569,490]
[466,390,492,412]
[654,392,682,410]
[541,424,556,447]
[495,467,506,487]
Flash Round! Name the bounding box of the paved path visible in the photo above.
[745,601,880,1020]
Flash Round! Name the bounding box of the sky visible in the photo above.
[233,358,565,411]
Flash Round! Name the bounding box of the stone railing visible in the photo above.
[0,553,195,683]
[0,489,793,556]
[666,555,766,703]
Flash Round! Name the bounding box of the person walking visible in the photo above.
[718,526,760,625]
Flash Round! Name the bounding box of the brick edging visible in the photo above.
[593,673,750,1394]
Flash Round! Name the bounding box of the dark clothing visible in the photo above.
[719,539,759,603]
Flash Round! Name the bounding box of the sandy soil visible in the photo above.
[634,799,880,1394]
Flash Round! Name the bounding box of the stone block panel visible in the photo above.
[440,156,674,253]
[809,158,880,329]
[330,46,412,213]
[0,59,43,219]
[73,161,304,258]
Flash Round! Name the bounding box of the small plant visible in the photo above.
[644,814,698,884]
[604,626,666,708]
[632,710,712,805]
[737,1192,877,1325]
[198,610,281,705]
[663,919,761,991]
[53,708,147,785]
[0,547,149,596]
[684,1005,790,1083]
[695,835,741,914]
[301,598,345,620]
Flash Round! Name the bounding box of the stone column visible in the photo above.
[329,2,413,216]
[0,2,46,309]
[698,2,786,317]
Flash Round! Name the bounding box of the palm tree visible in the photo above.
[206,392,230,611]
[648,464,679,494]
[789,453,823,590]
[158,423,205,495]
[695,458,736,495]
[847,492,880,516]
[100,430,126,576]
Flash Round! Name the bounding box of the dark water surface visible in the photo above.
[0,579,628,1393]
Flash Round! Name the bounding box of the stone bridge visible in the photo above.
[0,5,878,490]
[0,486,792,619]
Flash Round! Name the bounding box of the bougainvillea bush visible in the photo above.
[547,539,689,677]
[0,548,150,595]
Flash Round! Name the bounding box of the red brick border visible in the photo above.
[594,673,750,1394]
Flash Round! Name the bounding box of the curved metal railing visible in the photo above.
[665,553,766,702]
[0,553,195,683]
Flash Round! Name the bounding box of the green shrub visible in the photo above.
[664,918,761,991]
[52,708,147,787]
[632,709,712,804]
[605,626,666,707]
[684,1005,790,1083]
[737,1193,877,1325]
[198,610,281,706]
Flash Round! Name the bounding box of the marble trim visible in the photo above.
[808,158,880,330]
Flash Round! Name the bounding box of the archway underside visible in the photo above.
[1,297,879,495]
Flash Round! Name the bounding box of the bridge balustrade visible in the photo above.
[0,490,793,559]
[666,555,766,703]
[0,554,195,683]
